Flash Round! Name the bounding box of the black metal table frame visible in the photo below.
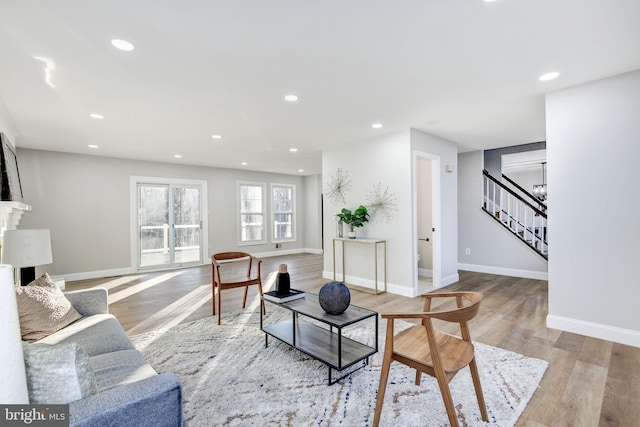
[260,294,378,385]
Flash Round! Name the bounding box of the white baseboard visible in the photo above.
[440,272,460,288]
[457,263,548,281]
[55,267,136,283]
[60,248,324,283]
[254,248,324,258]
[304,248,324,255]
[386,282,414,297]
[321,270,413,297]
[547,314,640,348]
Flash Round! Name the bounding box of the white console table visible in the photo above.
[332,238,387,295]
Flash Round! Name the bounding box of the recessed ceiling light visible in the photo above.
[111,39,135,51]
[241,162,248,166]
[284,94,298,102]
[483,0,497,3]
[211,134,222,139]
[539,72,560,81]
[298,169,304,173]
[372,123,383,129]
[174,154,182,159]
[89,113,104,119]
[289,148,298,152]
[88,144,99,149]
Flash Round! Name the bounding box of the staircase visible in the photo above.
[482,169,548,260]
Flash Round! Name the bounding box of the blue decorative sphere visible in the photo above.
[319,281,351,315]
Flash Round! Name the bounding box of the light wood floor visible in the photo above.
[67,253,640,426]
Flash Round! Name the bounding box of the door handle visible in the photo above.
[418,238,430,242]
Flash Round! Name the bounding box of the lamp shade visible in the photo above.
[2,229,53,267]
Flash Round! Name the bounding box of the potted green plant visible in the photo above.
[336,205,369,239]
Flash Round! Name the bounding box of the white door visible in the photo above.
[414,152,441,293]
[137,183,202,269]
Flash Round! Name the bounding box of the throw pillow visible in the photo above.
[22,341,98,404]
[15,273,82,342]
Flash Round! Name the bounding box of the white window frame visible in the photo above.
[271,183,296,243]
[238,181,267,246]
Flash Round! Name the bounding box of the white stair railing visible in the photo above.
[482,170,548,259]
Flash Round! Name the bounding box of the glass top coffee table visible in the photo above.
[260,293,378,385]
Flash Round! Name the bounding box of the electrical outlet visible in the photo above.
[465,248,471,255]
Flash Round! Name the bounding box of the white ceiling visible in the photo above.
[1,1,639,176]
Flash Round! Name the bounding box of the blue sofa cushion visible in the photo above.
[22,341,98,404]
[90,349,157,392]
[38,314,134,357]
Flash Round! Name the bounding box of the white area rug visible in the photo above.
[131,306,548,427]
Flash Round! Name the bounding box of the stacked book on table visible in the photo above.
[263,289,305,303]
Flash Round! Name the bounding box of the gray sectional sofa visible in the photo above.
[30,288,184,426]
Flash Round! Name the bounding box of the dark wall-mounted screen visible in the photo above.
[0,133,23,202]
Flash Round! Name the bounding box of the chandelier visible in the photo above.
[532,162,547,201]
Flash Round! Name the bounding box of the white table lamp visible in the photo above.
[1,229,53,285]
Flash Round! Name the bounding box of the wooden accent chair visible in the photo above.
[373,292,488,427]
[211,252,266,325]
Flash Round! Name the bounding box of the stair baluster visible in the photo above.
[481,170,548,260]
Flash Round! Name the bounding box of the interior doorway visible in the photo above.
[414,152,441,294]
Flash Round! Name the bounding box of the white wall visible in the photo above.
[546,69,640,347]
[322,128,459,297]
[303,174,323,249]
[458,150,548,279]
[503,165,545,196]
[16,149,322,280]
[0,100,17,145]
[323,130,413,295]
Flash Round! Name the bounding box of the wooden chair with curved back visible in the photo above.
[373,292,488,427]
[211,252,266,325]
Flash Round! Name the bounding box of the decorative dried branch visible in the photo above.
[326,168,351,205]
[366,182,397,223]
